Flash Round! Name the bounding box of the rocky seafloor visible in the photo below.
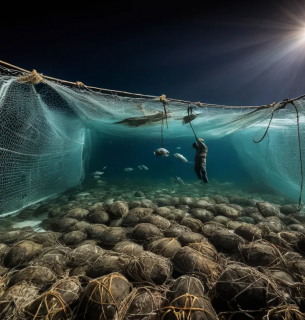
[0,178,305,319]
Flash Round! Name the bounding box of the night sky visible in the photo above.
[2,0,305,106]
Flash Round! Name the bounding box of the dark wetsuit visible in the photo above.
[193,140,208,183]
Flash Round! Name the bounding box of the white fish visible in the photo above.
[176,147,181,149]
[173,153,188,162]
[175,176,184,185]
[124,168,134,172]
[138,165,149,170]
[154,148,170,157]
[92,171,104,175]
[77,192,90,196]
[103,166,107,170]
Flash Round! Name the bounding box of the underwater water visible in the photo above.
[2,69,305,318]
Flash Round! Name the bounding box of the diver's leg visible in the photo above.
[194,160,201,180]
[200,157,208,183]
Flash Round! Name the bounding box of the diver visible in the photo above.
[193,138,208,183]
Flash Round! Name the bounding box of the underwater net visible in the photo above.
[0,61,305,215]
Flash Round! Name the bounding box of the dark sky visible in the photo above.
[2,0,305,106]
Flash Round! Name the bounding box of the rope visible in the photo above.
[187,106,199,142]
[0,59,261,109]
[160,95,168,148]
[253,101,287,143]
[291,101,304,211]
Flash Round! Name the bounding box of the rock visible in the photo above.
[256,202,280,217]
[88,252,131,277]
[170,209,187,222]
[132,223,163,241]
[170,197,180,206]
[178,232,205,246]
[248,212,265,223]
[140,215,171,231]
[109,218,123,227]
[87,209,109,224]
[211,195,229,204]
[154,198,171,206]
[134,191,144,197]
[129,201,141,209]
[155,207,171,218]
[235,224,262,241]
[227,221,245,231]
[72,221,91,231]
[280,204,298,215]
[141,200,156,209]
[88,202,104,211]
[293,212,305,224]
[229,204,243,212]
[210,229,245,253]
[127,251,172,285]
[4,240,43,268]
[98,227,127,246]
[108,201,129,217]
[176,205,190,212]
[228,195,256,206]
[0,244,9,261]
[214,204,239,219]
[61,230,87,245]
[239,241,283,267]
[0,230,27,244]
[128,207,153,218]
[237,217,255,224]
[53,218,78,232]
[145,237,181,259]
[181,217,203,233]
[179,197,193,205]
[113,241,144,256]
[201,222,226,238]
[190,209,214,223]
[240,207,259,216]
[213,216,231,225]
[8,266,57,288]
[289,224,305,232]
[66,208,89,220]
[86,224,109,239]
[69,244,104,267]
[164,224,192,238]
[192,200,211,209]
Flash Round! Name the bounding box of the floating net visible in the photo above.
[0,62,305,215]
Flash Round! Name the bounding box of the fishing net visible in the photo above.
[1,63,305,215]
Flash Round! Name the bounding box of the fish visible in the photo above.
[124,168,134,172]
[103,166,107,170]
[154,148,170,157]
[77,192,90,196]
[138,165,149,170]
[173,153,188,162]
[176,147,181,149]
[92,171,104,175]
[175,176,184,185]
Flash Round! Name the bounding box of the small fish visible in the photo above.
[176,147,181,149]
[138,165,149,170]
[175,176,184,185]
[103,166,107,170]
[173,153,188,162]
[124,168,134,172]
[154,148,170,157]
[92,171,104,175]
[77,192,90,196]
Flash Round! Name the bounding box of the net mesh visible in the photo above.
[0,65,304,215]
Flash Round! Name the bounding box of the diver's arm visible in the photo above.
[192,142,198,149]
